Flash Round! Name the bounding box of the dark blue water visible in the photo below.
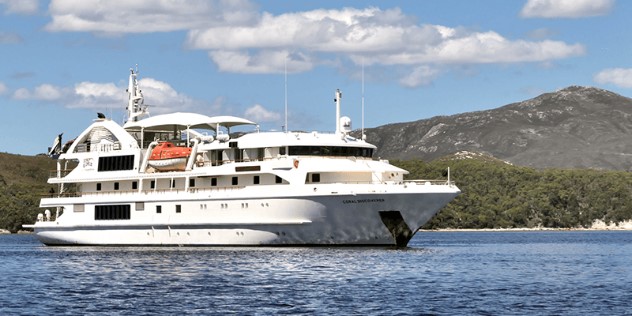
[2,231,631,315]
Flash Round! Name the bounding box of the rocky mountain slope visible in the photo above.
[364,86,632,170]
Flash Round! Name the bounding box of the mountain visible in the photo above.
[363,86,632,170]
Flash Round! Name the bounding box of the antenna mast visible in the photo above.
[284,58,288,133]
[361,60,365,141]
[334,89,342,135]
[125,65,148,124]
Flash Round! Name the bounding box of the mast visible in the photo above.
[361,60,365,141]
[334,89,342,135]
[125,67,148,124]
[284,58,288,133]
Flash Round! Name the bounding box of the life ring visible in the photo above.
[293,159,299,168]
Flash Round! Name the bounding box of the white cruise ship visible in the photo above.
[25,69,460,247]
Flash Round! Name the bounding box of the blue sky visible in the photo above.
[2,0,632,155]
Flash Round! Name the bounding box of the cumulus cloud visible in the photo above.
[41,2,587,86]
[45,0,258,34]
[244,104,281,122]
[0,0,38,15]
[209,50,314,74]
[13,84,67,101]
[11,77,208,114]
[594,68,632,88]
[399,66,439,88]
[189,6,584,74]
[0,82,6,95]
[520,0,614,18]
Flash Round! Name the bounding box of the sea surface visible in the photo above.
[1,231,631,315]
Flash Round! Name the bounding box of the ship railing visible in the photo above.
[49,169,74,179]
[40,192,81,198]
[405,179,454,186]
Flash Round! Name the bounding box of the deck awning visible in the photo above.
[123,112,256,132]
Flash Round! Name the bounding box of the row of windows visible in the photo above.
[94,200,283,218]
[94,176,284,191]
[288,146,373,158]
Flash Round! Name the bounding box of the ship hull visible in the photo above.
[30,185,459,247]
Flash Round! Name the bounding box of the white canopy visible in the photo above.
[123,112,256,131]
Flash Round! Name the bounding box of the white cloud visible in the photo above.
[45,0,258,34]
[11,78,208,114]
[363,34,584,65]
[594,68,632,88]
[40,3,588,87]
[189,6,584,74]
[136,78,199,114]
[399,66,439,88]
[209,50,314,74]
[244,104,281,122]
[0,82,6,94]
[520,0,614,18]
[70,82,125,109]
[13,84,67,101]
[0,0,38,15]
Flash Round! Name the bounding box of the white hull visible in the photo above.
[30,184,459,246]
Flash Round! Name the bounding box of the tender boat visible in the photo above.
[147,142,192,172]
[24,69,460,247]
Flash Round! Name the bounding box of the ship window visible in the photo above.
[211,178,217,186]
[95,205,131,220]
[189,178,196,187]
[114,182,119,190]
[96,183,102,191]
[232,176,238,185]
[279,146,286,155]
[171,179,176,188]
[150,180,155,189]
[253,175,260,185]
[74,204,85,213]
[275,176,282,184]
[311,173,320,183]
[98,155,134,172]
[136,202,144,211]
[156,205,162,214]
[176,205,181,213]
[132,181,138,190]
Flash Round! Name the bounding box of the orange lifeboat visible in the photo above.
[147,142,192,171]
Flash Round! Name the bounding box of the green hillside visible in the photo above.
[397,154,632,229]
[0,153,57,232]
